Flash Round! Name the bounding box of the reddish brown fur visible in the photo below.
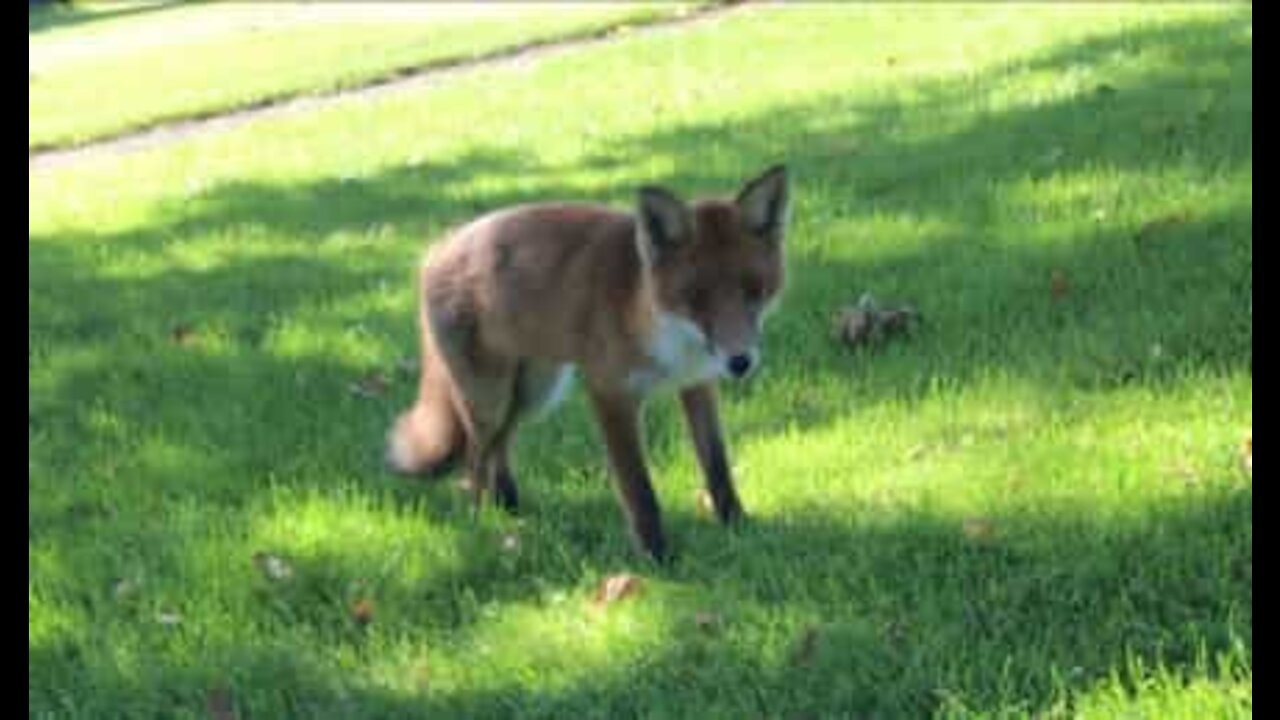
[387,166,790,561]
[651,201,785,358]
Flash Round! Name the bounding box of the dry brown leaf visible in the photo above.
[171,323,197,346]
[832,294,921,350]
[351,598,375,626]
[205,686,237,720]
[832,307,874,345]
[790,625,821,666]
[695,611,721,634]
[1050,270,1070,300]
[592,573,643,608]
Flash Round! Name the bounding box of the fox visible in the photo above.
[386,165,790,562]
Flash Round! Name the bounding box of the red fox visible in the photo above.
[387,165,790,561]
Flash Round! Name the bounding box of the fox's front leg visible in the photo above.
[680,384,745,524]
[587,387,668,562]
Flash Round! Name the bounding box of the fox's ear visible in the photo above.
[736,164,789,241]
[636,185,690,262]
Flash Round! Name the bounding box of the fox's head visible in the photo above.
[635,165,790,382]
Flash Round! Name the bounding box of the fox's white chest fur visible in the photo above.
[626,312,722,395]
[523,314,717,420]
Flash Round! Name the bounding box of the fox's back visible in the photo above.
[421,203,649,366]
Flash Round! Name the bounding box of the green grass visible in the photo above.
[28,1,699,152]
[29,4,1251,718]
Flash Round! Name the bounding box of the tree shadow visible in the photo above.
[433,484,1251,718]
[29,486,1252,718]
[29,9,1251,719]
[28,1,185,35]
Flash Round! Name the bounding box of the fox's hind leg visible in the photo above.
[425,305,525,515]
[475,361,574,512]
[484,362,574,512]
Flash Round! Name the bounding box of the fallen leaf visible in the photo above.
[592,573,643,608]
[833,293,922,350]
[1050,270,1070,300]
[695,611,721,634]
[832,307,874,345]
[252,552,293,581]
[156,610,182,626]
[171,323,197,346]
[501,533,520,553]
[351,598,375,626]
[205,686,237,720]
[962,517,997,542]
[790,625,821,666]
[878,307,921,336]
[349,372,390,399]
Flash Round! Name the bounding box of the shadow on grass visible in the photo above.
[29,9,1251,719]
[28,0,184,35]
[28,488,1251,717]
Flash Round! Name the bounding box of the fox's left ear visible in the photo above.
[736,164,789,241]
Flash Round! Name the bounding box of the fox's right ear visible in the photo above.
[736,164,789,241]
[636,186,690,263]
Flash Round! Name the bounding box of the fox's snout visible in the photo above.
[725,351,756,379]
[705,311,764,381]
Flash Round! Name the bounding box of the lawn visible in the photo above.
[29,3,1251,718]
[28,1,701,152]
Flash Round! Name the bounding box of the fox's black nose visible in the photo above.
[727,354,754,379]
